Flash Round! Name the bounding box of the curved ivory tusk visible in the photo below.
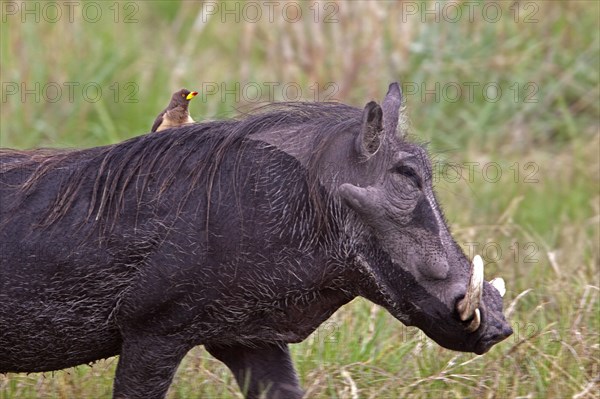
[457,255,484,323]
[490,277,506,297]
[465,308,481,332]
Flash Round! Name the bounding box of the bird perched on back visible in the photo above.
[151,88,198,132]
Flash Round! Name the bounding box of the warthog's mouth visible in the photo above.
[473,322,514,355]
[456,255,508,333]
[456,255,513,354]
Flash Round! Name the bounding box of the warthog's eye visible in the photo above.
[392,165,422,189]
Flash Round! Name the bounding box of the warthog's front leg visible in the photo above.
[113,334,191,399]
[206,342,304,399]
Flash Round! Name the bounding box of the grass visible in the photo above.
[1,1,599,398]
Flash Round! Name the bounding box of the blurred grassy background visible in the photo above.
[1,1,598,398]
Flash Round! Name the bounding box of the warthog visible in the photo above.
[0,83,512,399]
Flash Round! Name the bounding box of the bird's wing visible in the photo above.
[151,110,166,132]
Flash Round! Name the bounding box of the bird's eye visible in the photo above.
[182,94,185,97]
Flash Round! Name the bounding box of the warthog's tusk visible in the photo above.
[489,277,506,297]
[465,309,481,333]
[457,255,484,331]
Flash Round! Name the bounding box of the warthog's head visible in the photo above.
[336,83,512,354]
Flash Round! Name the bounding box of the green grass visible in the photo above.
[1,1,599,398]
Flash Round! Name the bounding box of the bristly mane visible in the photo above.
[0,102,366,235]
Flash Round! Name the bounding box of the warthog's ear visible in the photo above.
[382,82,404,138]
[357,101,383,156]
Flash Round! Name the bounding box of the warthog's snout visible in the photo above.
[453,255,513,354]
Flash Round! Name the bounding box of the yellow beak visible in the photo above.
[186,91,198,100]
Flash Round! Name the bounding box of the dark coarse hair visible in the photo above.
[1,102,365,236]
